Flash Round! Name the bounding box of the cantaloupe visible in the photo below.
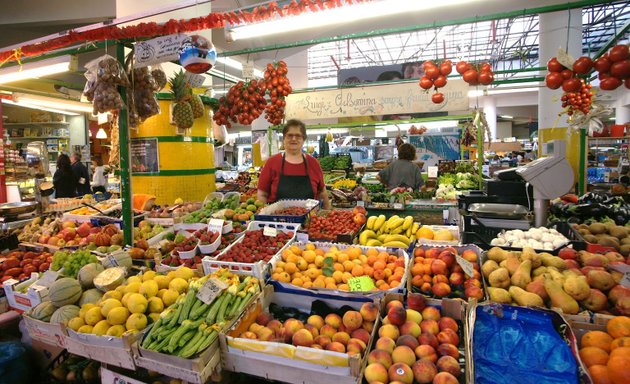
[77,263,104,289]
[29,301,56,322]
[50,305,80,325]
[78,288,103,306]
[93,267,126,292]
[48,278,82,307]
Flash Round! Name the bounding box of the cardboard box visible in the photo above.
[3,273,48,312]
[23,315,67,348]
[64,327,138,370]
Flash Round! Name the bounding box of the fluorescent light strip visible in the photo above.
[0,55,73,84]
[216,57,264,78]
[208,68,244,83]
[1,98,79,116]
[304,128,349,135]
[228,0,481,41]
[13,93,93,113]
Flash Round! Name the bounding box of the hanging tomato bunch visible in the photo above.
[419,60,451,104]
[593,44,629,91]
[264,61,292,125]
[456,61,494,86]
[545,55,594,116]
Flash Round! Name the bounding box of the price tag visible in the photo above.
[428,166,438,178]
[38,270,59,287]
[263,226,277,237]
[107,255,119,267]
[456,255,475,277]
[356,201,365,207]
[392,203,404,210]
[196,278,229,304]
[348,276,376,292]
[482,165,490,177]
[184,72,206,88]
[608,263,630,288]
[208,218,224,233]
[242,62,255,79]
[296,231,309,243]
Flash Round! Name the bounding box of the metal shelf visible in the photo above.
[7,136,68,140]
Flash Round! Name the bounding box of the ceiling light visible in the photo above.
[208,68,243,83]
[304,128,349,135]
[13,93,93,113]
[0,55,76,84]
[1,98,79,116]
[226,0,481,41]
[96,128,107,139]
[500,115,514,119]
[216,57,264,78]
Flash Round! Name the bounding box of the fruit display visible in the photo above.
[576,317,630,384]
[141,269,260,358]
[133,221,169,243]
[271,207,310,216]
[18,216,63,243]
[217,229,293,264]
[270,243,407,292]
[51,250,99,279]
[364,295,464,384]
[415,226,457,243]
[148,201,203,219]
[304,209,363,242]
[48,353,100,384]
[410,246,484,300]
[224,198,265,222]
[359,215,416,248]
[419,60,454,104]
[0,250,53,282]
[489,226,570,251]
[172,232,199,255]
[182,194,240,224]
[570,222,630,255]
[482,246,629,315]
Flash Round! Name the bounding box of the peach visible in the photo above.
[432,282,452,298]
[276,327,288,342]
[362,321,374,333]
[386,300,405,312]
[420,282,432,294]
[422,307,441,321]
[438,317,459,333]
[320,324,337,338]
[414,344,438,363]
[351,328,371,345]
[464,278,481,289]
[325,313,342,329]
[418,332,439,349]
[396,334,420,350]
[420,320,440,335]
[382,316,391,325]
[307,315,325,329]
[407,293,427,312]
[342,310,363,332]
[347,344,362,356]
[368,349,393,369]
[437,343,459,359]
[392,346,416,366]
[438,251,456,269]
[437,329,460,346]
[433,371,459,384]
[375,336,396,353]
[292,329,314,347]
[431,259,448,275]
[304,324,319,338]
[347,338,366,353]
[240,331,257,339]
[257,327,274,341]
[406,309,422,325]
[332,331,350,345]
[256,312,272,326]
[400,321,422,338]
[311,344,323,350]
[425,248,440,259]
[364,363,389,383]
[414,248,426,258]
[360,302,379,322]
[412,359,437,384]
[379,324,400,340]
[461,249,478,262]
[436,355,460,377]
[433,275,449,285]
[465,285,484,300]
[267,319,283,334]
[284,318,304,339]
[325,341,346,353]
[388,306,407,326]
[249,323,263,333]
[449,272,465,286]
[388,362,414,384]
[314,335,331,347]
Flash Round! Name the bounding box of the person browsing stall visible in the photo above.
[71,152,91,196]
[257,119,332,209]
[378,143,424,190]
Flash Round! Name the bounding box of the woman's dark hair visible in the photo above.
[283,119,307,139]
[398,143,416,161]
[57,154,72,171]
[93,157,103,166]
[377,71,403,82]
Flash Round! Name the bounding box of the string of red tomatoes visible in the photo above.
[419,60,495,104]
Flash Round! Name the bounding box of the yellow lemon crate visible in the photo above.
[63,325,140,370]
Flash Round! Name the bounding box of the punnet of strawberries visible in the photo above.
[218,229,292,263]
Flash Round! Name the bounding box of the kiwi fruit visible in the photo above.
[609,226,628,240]
[589,223,606,235]
[621,237,630,246]
[620,244,630,257]
[583,234,598,244]
[577,224,590,231]
[578,228,590,236]
[604,222,616,233]
[598,236,620,250]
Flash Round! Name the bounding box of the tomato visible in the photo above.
[419,77,433,89]
[547,57,565,72]
[478,72,494,85]
[432,93,445,104]
[462,69,478,84]
[545,72,563,89]
[480,62,492,72]
[1,258,19,271]
[594,56,611,73]
[425,66,440,80]
[433,75,447,88]
[561,69,574,79]
[572,56,593,75]
[562,78,582,92]
[609,45,629,62]
[600,77,622,91]
[456,61,469,74]
[610,60,630,79]
[439,62,452,76]
[423,60,436,69]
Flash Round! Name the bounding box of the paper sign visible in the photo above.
[107,255,119,267]
[392,203,404,209]
[196,278,229,304]
[456,255,475,277]
[428,166,438,178]
[134,34,187,68]
[296,231,309,243]
[242,62,255,79]
[37,270,59,287]
[185,72,206,88]
[208,218,224,233]
[482,165,490,177]
[356,201,365,207]
[263,226,277,237]
[348,276,376,292]
[609,264,630,288]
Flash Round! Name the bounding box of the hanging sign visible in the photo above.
[285,80,469,120]
[134,34,188,68]
[130,138,160,174]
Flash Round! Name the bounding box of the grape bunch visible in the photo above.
[213,79,267,128]
[263,61,291,126]
[51,250,97,278]
[561,79,592,116]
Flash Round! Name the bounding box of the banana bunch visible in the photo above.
[359,215,418,248]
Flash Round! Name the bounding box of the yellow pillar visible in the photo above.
[131,99,215,205]
[538,127,582,185]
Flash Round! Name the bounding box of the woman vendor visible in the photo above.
[378,143,424,190]
[258,119,332,209]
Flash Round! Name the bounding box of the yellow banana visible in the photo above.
[385,215,400,231]
[391,226,405,235]
[366,239,383,247]
[402,216,413,230]
[411,223,420,234]
[366,216,377,230]
[377,234,389,243]
[387,218,405,232]
[373,215,386,232]
[359,230,376,245]
[406,226,412,238]
[410,235,416,243]
[384,235,410,245]
[383,241,409,248]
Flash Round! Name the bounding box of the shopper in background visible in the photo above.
[53,154,77,198]
[378,143,424,190]
[257,119,332,209]
[71,152,91,196]
[91,158,107,193]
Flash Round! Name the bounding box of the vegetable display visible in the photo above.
[305,209,363,241]
[549,193,630,226]
[0,250,52,282]
[490,227,569,251]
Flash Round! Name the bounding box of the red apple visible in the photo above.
[76,223,91,238]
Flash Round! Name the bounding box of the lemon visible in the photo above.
[106,325,126,337]
[154,275,171,290]
[174,197,184,205]
[168,278,188,294]
[126,293,148,314]
[79,303,97,320]
[174,267,194,281]
[68,317,85,332]
[127,276,142,285]
[125,282,142,294]
[166,271,177,280]
[107,306,130,325]
[148,313,160,323]
[115,285,127,294]
[102,290,123,301]
[85,307,104,325]
[157,289,168,300]
[122,292,134,307]
[148,297,164,313]
[77,325,93,333]
[142,271,157,282]
[162,289,180,307]
[100,298,123,317]
[126,313,148,331]
[139,280,159,298]
[93,319,111,335]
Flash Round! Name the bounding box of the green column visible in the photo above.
[117,44,133,246]
[579,128,586,195]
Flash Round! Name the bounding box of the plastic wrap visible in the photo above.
[83,55,130,114]
[150,64,167,91]
[132,67,160,120]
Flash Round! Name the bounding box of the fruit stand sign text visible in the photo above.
[285,80,469,120]
[348,276,375,291]
[134,34,187,68]
[456,255,475,277]
[263,226,277,237]
[197,277,228,304]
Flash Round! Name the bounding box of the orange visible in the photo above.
[351,265,364,277]
[582,331,614,352]
[411,263,424,276]
[611,337,630,350]
[579,347,609,367]
[305,243,316,251]
[607,316,630,339]
[608,347,630,384]
[366,248,379,258]
[588,365,612,384]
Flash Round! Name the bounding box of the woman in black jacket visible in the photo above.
[53,154,77,198]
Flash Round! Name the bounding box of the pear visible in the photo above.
[540,254,567,270]
[563,275,590,301]
[488,267,511,289]
[487,247,508,263]
[526,277,549,301]
[532,266,548,278]
[543,274,579,314]
[487,287,512,304]
[481,260,500,279]
[547,268,566,286]
[508,286,544,307]
[511,259,532,289]
[521,247,542,268]
[504,254,522,276]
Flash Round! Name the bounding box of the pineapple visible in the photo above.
[169,70,194,129]
[188,92,204,119]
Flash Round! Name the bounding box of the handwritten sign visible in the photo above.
[348,276,376,292]
[242,62,255,79]
[134,34,187,68]
[456,255,475,277]
[296,231,309,243]
[185,72,206,88]
[392,203,404,210]
[197,278,229,304]
[427,166,438,178]
[208,219,224,233]
[263,226,277,237]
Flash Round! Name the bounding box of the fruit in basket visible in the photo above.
[219,229,292,264]
[544,275,579,314]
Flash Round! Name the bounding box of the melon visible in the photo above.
[77,263,104,289]
[101,251,132,269]
[50,305,80,325]
[93,267,126,292]
[48,278,82,307]
[434,229,454,241]
[79,288,103,306]
[29,301,56,322]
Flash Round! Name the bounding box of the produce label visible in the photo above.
[208,218,224,233]
[609,263,630,288]
[107,255,119,267]
[348,276,376,291]
[263,226,278,237]
[197,278,229,304]
[134,34,187,68]
[296,232,309,242]
[456,255,475,277]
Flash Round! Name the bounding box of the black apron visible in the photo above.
[275,154,314,201]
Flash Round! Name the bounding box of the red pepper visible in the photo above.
[561,194,579,204]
